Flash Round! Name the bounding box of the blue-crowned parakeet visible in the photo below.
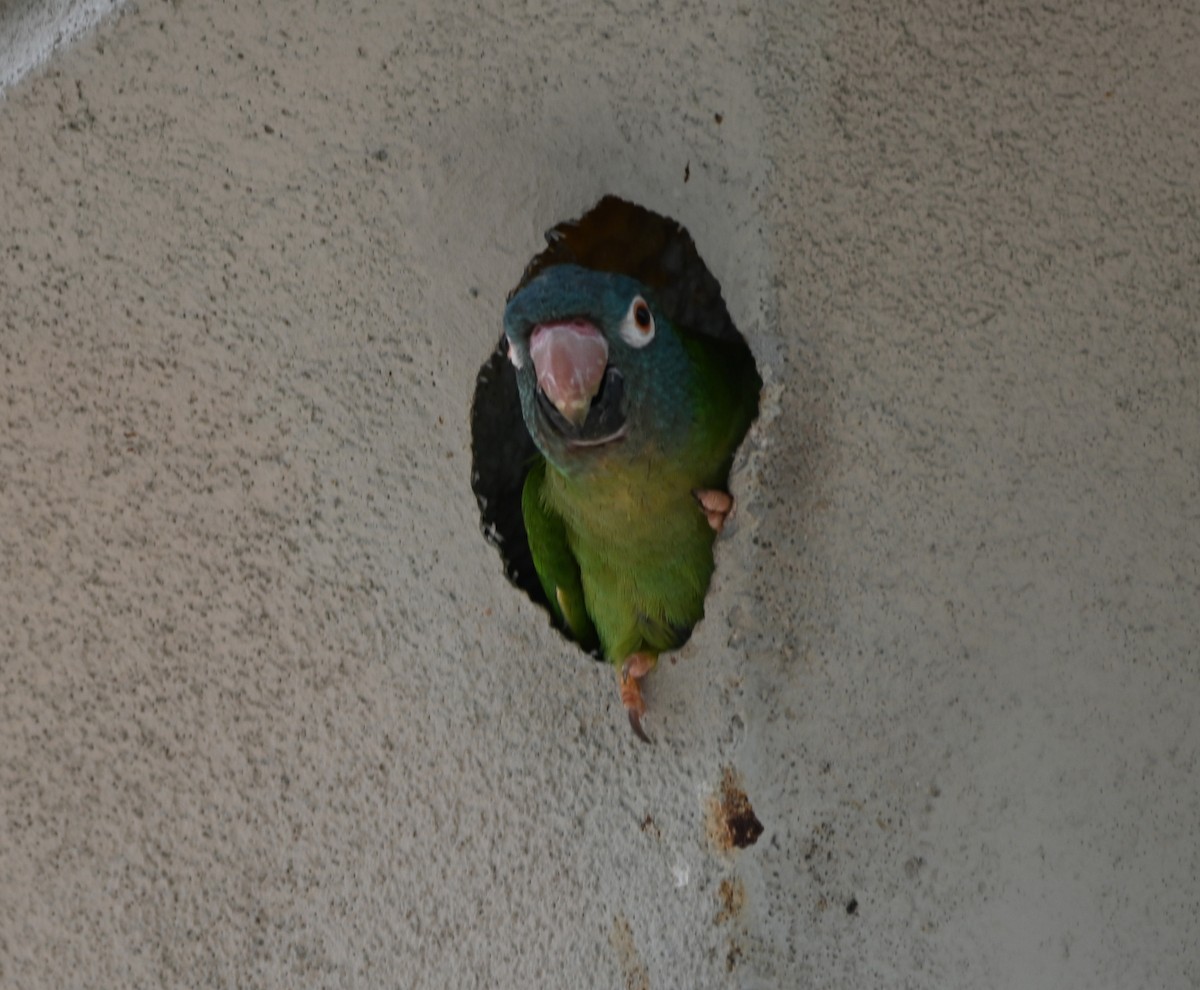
[471,197,760,741]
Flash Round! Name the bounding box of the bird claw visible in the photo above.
[619,653,657,744]
[627,709,652,744]
[693,488,734,533]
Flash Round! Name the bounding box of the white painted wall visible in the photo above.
[2,1,1197,987]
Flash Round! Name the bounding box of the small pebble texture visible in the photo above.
[0,0,121,92]
[1,1,1197,987]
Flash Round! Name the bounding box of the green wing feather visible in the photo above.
[521,459,597,648]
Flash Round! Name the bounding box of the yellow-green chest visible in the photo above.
[542,456,717,659]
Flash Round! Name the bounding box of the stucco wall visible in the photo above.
[2,1,1197,987]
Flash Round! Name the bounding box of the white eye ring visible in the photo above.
[619,296,655,348]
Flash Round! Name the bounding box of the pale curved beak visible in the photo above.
[529,320,609,427]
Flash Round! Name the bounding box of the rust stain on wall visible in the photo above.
[706,766,764,851]
[609,914,651,990]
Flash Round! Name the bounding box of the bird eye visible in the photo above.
[619,296,655,348]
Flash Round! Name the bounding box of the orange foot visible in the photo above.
[693,489,734,533]
[618,652,658,744]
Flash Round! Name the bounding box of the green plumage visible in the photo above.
[523,333,757,665]
[470,196,761,735]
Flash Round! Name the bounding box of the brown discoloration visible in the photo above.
[714,876,746,925]
[713,876,749,973]
[706,766,765,851]
[639,814,661,840]
[609,915,650,990]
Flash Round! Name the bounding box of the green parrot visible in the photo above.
[471,197,760,741]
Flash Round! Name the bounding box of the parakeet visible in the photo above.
[470,196,760,741]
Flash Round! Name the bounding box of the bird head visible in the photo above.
[503,263,692,470]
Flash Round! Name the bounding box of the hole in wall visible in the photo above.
[469,196,762,675]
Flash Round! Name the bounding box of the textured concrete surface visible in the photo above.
[1,1,1197,988]
[0,0,121,92]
